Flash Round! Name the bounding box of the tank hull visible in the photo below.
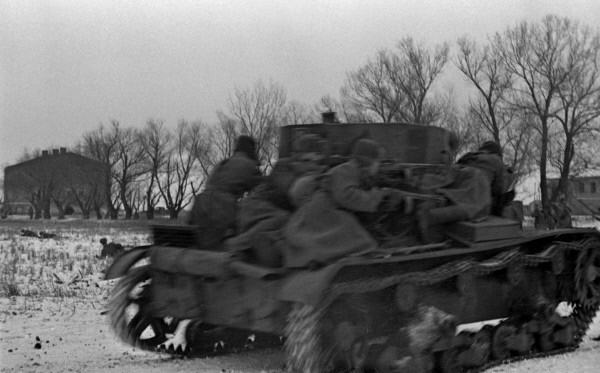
[107,226,600,372]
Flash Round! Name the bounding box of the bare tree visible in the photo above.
[82,120,121,219]
[212,113,240,164]
[456,36,534,185]
[16,148,42,163]
[114,127,148,219]
[69,166,106,220]
[341,50,404,123]
[140,119,171,220]
[224,80,287,169]
[6,163,54,219]
[495,16,574,210]
[127,181,145,219]
[430,89,471,158]
[156,120,206,219]
[283,100,317,125]
[387,37,450,124]
[550,19,600,199]
[456,37,514,144]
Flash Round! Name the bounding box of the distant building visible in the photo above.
[548,176,600,215]
[3,148,109,217]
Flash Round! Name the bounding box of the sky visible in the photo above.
[1,0,599,168]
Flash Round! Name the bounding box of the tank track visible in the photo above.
[285,237,600,372]
[108,265,282,356]
[108,265,178,350]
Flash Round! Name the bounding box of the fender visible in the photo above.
[105,245,152,280]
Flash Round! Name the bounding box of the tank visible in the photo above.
[106,122,600,373]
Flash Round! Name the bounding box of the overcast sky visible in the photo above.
[1,0,599,167]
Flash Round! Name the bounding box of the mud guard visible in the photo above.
[105,245,152,280]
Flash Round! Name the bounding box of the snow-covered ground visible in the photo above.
[1,219,600,372]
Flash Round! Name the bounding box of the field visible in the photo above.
[1,218,600,372]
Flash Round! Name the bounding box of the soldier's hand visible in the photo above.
[380,188,404,212]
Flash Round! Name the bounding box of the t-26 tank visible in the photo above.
[106,122,600,373]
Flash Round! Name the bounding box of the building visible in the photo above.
[3,148,109,218]
[548,176,600,215]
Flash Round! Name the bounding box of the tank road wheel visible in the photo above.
[537,330,555,352]
[439,328,491,373]
[438,348,460,373]
[465,327,492,367]
[108,265,178,351]
[491,324,515,360]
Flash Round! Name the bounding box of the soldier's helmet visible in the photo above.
[352,139,383,166]
[478,141,502,156]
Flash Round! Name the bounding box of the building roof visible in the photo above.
[4,151,106,172]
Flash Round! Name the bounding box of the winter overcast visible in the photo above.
[1,0,599,166]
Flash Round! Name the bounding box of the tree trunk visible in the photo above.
[105,179,117,219]
[43,202,51,220]
[82,210,91,220]
[169,209,179,219]
[553,137,574,202]
[53,198,65,220]
[539,119,550,216]
[120,186,133,219]
[56,205,65,220]
[146,207,155,220]
[94,205,103,220]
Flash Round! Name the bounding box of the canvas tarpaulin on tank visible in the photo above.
[283,191,378,268]
[420,165,492,220]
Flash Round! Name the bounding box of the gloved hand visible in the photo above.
[379,188,405,212]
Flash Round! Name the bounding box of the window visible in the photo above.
[592,182,597,194]
[579,182,585,193]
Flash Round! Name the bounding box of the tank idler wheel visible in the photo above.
[576,247,600,310]
[108,265,178,350]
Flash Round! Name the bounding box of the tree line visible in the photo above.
[10,15,600,220]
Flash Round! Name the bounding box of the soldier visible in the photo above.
[283,139,401,268]
[97,238,124,258]
[225,134,329,268]
[188,135,261,250]
[532,203,549,230]
[264,133,330,210]
[417,140,505,242]
[551,194,573,229]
